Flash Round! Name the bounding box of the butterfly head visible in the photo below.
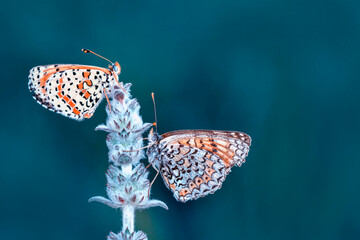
[109,62,121,75]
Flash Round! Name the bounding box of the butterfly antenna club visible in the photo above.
[151,92,158,133]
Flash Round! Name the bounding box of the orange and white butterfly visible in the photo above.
[28,49,121,120]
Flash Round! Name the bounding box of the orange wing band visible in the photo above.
[178,138,235,167]
[40,65,110,94]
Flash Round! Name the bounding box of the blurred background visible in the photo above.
[1,0,359,239]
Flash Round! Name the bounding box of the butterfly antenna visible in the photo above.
[82,49,114,65]
[151,92,158,133]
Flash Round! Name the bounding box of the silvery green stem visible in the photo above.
[122,205,135,233]
[121,163,134,233]
[89,83,167,240]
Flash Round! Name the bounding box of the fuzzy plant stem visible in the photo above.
[121,164,134,233]
[89,84,167,240]
[122,204,135,233]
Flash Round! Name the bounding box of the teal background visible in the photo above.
[1,0,360,239]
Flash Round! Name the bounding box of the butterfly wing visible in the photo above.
[156,130,251,202]
[29,64,112,120]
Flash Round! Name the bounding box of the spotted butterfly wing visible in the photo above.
[147,130,251,202]
[28,64,114,120]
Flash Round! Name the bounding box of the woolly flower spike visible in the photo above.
[89,164,167,210]
[90,83,167,238]
[107,229,147,240]
[96,84,152,166]
[90,84,166,209]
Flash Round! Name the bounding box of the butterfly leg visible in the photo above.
[148,168,160,197]
[111,76,127,93]
[123,144,152,152]
[103,87,112,112]
[116,79,126,92]
[119,83,127,94]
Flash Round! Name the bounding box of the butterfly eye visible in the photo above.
[113,65,119,73]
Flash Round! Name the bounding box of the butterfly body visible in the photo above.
[147,129,251,202]
[28,61,121,120]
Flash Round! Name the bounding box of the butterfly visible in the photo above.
[28,49,121,120]
[147,128,251,202]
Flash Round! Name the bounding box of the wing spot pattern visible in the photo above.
[150,131,251,202]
